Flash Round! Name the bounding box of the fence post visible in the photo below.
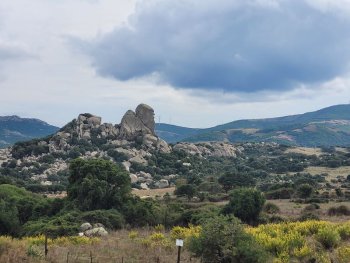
[177,246,181,263]
[44,234,48,257]
[121,256,124,263]
[66,252,69,263]
[90,251,93,263]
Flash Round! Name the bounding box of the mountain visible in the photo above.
[0,116,59,148]
[156,104,350,147]
[155,123,202,143]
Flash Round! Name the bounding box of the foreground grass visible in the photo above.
[0,228,199,263]
[2,221,350,263]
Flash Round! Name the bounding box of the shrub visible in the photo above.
[263,202,280,214]
[336,246,350,263]
[265,187,294,199]
[188,215,268,263]
[315,227,341,249]
[223,188,265,224]
[327,205,350,216]
[297,184,313,198]
[298,212,320,222]
[303,203,320,213]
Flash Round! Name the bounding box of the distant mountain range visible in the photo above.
[0,116,59,148]
[155,104,350,147]
[2,104,350,148]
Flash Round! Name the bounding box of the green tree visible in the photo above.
[174,184,196,201]
[223,188,265,224]
[218,172,255,193]
[189,215,268,263]
[67,158,131,211]
[297,184,313,198]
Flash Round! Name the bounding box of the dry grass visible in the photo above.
[305,166,350,181]
[0,229,199,263]
[285,147,323,156]
[268,199,350,222]
[132,187,175,199]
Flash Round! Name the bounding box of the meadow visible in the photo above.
[2,221,350,263]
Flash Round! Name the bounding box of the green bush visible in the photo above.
[327,205,350,216]
[223,188,265,224]
[188,215,268,263]
[316,227,341,249]
[263,202,280,214]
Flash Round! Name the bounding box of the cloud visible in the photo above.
[77,0,350,93]
[0,42,32,61]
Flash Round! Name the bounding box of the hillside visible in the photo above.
[155,123,202,143]
[0,116,59,148]
[157,104,350,147]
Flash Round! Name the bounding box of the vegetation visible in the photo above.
[223,188,265,224]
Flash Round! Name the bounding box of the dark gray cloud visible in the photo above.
[79,0,350,92]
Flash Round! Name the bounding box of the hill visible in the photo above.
[155,123,202,143]
[157,104,350,147]
[0,116,59,148]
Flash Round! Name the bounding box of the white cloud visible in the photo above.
[0,0,349,129]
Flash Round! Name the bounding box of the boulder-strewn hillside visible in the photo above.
[0,104,239,190]
[0,116,59,148]
[156,104,350,147]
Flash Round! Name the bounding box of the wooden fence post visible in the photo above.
[44,234,48,257]
[66,252,69,263]
[90,251,93,263]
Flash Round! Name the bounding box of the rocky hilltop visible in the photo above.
[50,103,170,155]
[0,104,240,190]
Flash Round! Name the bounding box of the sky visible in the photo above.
[1,0,350,128]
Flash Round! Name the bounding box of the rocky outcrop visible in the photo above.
[174,142,239,157]
[79,222,108,237]
[48,104,169,154]
[135,103,155,133]
[119,104,155,139]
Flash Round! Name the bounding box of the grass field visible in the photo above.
[0,229,198,263]
[285,147,323,156]
[268,199,350,222]
[305,166,350,181]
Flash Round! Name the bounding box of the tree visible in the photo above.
[188,215,268,263]
[297,184,313,199]
[174,184,196,200]
[223,188,265,224]
[218,172,255,193]
[67,158,131,211]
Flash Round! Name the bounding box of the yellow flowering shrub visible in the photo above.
[246,220,350,261]
[336,246,350,263]
[170,225,201,240]
[23,235,99,246]
[128,230,138,240]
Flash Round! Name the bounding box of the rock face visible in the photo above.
[119,104,155,139]
[49,104,168,154]
[135,104,155,133]
[174,142,239,157]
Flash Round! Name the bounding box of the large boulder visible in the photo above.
[84,227,108,237]
[80,222,92,232]
[119,104,156,140]
[135,104,155,133]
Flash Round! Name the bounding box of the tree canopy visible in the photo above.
[223,188,265,224]
[67,158,131,211]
